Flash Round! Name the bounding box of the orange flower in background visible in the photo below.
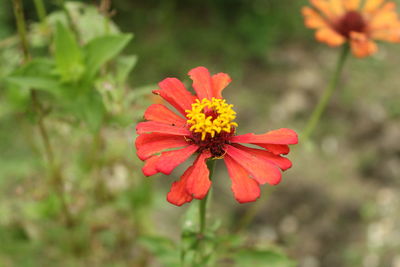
[302,0,400,57]
[135,67,298,206]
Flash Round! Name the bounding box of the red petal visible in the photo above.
[225,145,282,185]
[224,155,260,203]
[167,166,194,206]
[135,133,188,160]
[232,128,298,145]
[144,104,186,127]
[155,145,198,175]
[233,144,292,171]
[188,66,213,100]
[212,73,231,99]
[185,152,212,199]
[154,78,196,116]
[142,155,161,176]
[136,121,190,136]
[258,144,290,155]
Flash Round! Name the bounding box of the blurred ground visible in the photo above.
[1,0,400,266]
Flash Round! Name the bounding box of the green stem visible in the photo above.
[234,195,264,233]
[12,0,73,227]
[199,160,216,236]
[99,0,112,34]
[58,0,81,42]
[12,0,30,62]
[33,0,47,23]
[302,44,350,141]
[54,0,80,41]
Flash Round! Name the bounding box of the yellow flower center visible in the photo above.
[186,97,238,141]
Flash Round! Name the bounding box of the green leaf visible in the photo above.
[23,193,62,220]
[5,76,60,94]
[115,55,137,85]
[78,90,105,133]
[54,22,85,82]
[7,57,54,77]
[138,236,179,267]
[63,2,121,43]
[0,86,30,114]
[83,34,133,80]
[233,249,296,267]
[182,201,200,233]
[4,58,63,96]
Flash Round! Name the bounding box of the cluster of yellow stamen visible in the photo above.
[186,97,238,141]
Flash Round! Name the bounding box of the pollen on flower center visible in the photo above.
[185,97,238,141]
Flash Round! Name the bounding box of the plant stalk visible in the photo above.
[56,0,81,42]
[33,0,47,23]
[199,159,216,236]
[12,0,73,227]
[302,44,350,141]
[232,46,349,235]
[12,0,30,62]
[99,0,112,34]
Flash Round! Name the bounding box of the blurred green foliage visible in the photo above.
[112,0,308,83]
[0,1,300,266]
[1,0,299,265]
[2,0,399,266]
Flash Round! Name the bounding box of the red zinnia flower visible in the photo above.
[135,67,298,206]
